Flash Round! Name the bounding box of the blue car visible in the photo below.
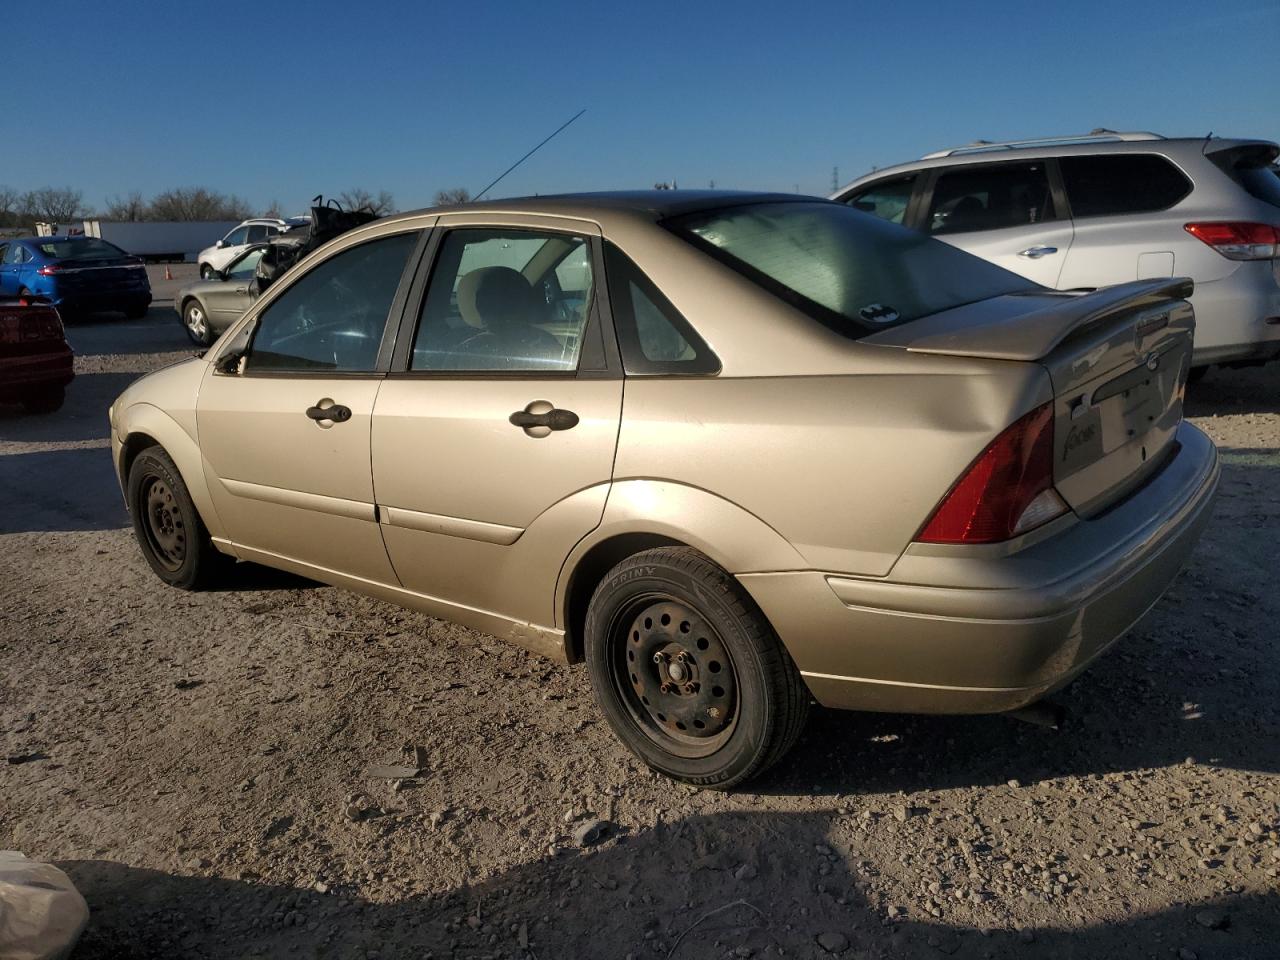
[0,236,151,319]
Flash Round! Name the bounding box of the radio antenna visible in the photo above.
[473,109,587,201]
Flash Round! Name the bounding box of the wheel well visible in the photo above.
[120,432,161,485]
[563,533,683,664]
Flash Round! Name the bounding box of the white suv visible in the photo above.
[197,219,289,279]
[834,130,1280,376]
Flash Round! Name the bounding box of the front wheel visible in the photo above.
[182,300,211,346]
[199,263,216,280]
[127,445,223,589]
[584,547,810,789]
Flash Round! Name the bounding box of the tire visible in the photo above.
[1187,365,1209,384]
[127,445,223,590]
[21,384,65,414]
[182,300,212,346]
[584,546,810,789]
[199,263,216,280]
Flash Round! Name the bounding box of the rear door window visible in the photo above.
[927,162,1057,235]
[843,175,916,224]
[1059,154,1192,217]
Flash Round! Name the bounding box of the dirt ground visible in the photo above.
[2,277,1278,959]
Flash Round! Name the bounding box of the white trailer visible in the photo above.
[75,220,241,262]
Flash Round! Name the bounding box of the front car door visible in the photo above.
[370,216,622,641]
[196,228,423,581]
[212,225,250,271]
[204,246,265,329]
[922,160,1074,287]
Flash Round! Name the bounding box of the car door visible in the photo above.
[370,217,622,628]
[0,244,14,295]
[196,229,423,581]
[204,247,264,329]
[213,225,250,270]
[922,160,1074,287]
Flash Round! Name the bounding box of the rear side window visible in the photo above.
[843,175,916,224]
[603,243,718,375]
[927,162,1057,234]
[668,201,1038,338]
[1059,154,1191,217]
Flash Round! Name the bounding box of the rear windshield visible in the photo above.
[1210,145,1280,210]
[666,201,1038,336]
[35,237,127,261]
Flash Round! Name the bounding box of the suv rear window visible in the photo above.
[667,201,1038,337]
[1209,145,1280,210]
[1059,154,1191,217]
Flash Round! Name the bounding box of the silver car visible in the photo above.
[176,245,266,345]
[834,130,1280,377]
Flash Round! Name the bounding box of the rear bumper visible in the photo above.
[54,291,151,313]
[0,349,74,399]
[740,421,1220,714]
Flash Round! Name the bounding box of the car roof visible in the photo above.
[836,134,1280,194]
[391,190,824,227]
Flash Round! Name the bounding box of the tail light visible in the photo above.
[37,264,61,276]
[1184,222,1280,260]
[917,402,1067,544]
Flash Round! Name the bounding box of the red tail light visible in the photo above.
[917,402,1067,544]
[37,264,60,276]
[1184,222,1280,260]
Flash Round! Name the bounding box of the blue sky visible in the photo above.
[10,0,1278,214]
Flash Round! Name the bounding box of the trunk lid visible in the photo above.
[865,279,1195,517]
[0,302,66,351]
[51,257,149,292]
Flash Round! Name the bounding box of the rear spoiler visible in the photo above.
[864,278,1194,362]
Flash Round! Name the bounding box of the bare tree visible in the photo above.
[433,187,471,206]
[147,187,253,221]
[338,188,395,215]
[260,199,285,219]
[21,186,88,223]
[0,185,21,227]
[102,191,148,221]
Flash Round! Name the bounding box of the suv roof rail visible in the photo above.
[921,129,1166,159]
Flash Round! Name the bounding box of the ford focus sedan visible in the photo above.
[109,193,1219,788]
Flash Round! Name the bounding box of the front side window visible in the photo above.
[226,248,265,281]
[845,175,916,224]
[927,162,1057,234]
[668,201,1038,338]
[410,229,592,372]
[1059,154,1191,217]
[224,226,249,246]
[245,232,417,372]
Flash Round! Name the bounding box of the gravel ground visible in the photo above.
[2,289,1278,959]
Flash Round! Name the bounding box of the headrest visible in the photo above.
[457,266,538,330]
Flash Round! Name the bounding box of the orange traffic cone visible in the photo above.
[164,265,173,281]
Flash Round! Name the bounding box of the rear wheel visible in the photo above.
[21,384,65,414]
[125,304,149,320]
[584,547,810,789]
[182,300,212,346]
[127,445,223,589]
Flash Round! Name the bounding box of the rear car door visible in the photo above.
[922,160,1074,287]
[370,217,622,625]
[1054,153,1196,290]
[196,229,423,581]
[0,244,14,295]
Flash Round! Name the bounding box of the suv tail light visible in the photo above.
[917,402,1067,544]
[1184,222,1280,260]
[36,264,61,276]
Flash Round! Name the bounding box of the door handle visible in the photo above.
[305,401,352,423]
[509,400,579,437]
[1017,245,1059,259]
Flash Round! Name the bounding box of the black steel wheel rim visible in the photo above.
[608,593,739,758]
[141,475,186,572]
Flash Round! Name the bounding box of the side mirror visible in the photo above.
[215,239,227,249]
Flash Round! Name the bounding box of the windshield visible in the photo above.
[36,237,127,261]
[666,201,1039,336]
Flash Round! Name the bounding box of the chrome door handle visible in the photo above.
[1018,246,1058,259]
[510,400,579,437]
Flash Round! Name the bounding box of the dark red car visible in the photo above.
[0,298,73,413]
